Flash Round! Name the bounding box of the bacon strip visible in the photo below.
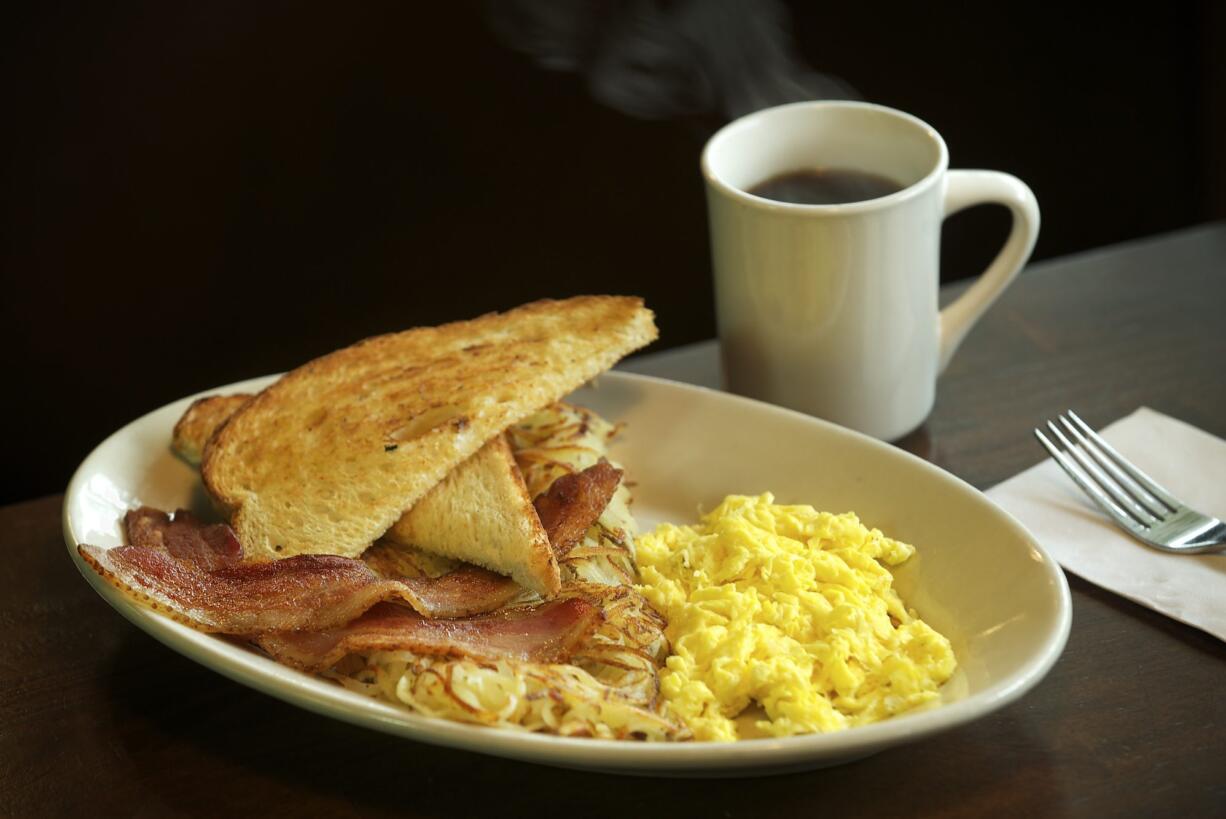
[79,543,521,633]
[255,598,602,671]
[397,568,523,618]
[77,509,523,634]
[125,507,241,571]
[533,460,623,557]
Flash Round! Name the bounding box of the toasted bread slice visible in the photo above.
[201,296,657,563]
[172,394,253,465]
[386,434,558,595]
[174,394,559,594]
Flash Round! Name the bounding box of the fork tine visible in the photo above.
[1045,421,1157,526]
[1056,414,1168,519]
[1067,410,1180,512]
[1034,428,1147,535]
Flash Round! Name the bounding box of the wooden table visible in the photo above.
[4,224,1224,817]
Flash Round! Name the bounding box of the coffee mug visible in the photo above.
[702,101,1039,440]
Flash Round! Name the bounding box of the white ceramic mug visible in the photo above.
[702,101,1039,440]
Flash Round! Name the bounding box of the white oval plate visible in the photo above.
[64,371,1070,777]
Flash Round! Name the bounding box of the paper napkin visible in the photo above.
[987,407,1226,641]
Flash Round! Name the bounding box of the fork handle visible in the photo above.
[938,171,1041,373]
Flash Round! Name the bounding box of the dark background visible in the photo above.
[3,1,1223,505]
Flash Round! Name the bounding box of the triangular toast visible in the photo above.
[385,434,557,595]
[200,296,656,565]
[174,399,557,595]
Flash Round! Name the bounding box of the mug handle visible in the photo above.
[937,170,1040,373]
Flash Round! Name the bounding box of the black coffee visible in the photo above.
[748,167,903,205]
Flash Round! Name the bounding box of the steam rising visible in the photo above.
[489,0,857,121]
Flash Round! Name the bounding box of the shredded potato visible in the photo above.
[334,654,680,740]
[509,403,639,587]
[332,582,684,739]
[340,403,688,740]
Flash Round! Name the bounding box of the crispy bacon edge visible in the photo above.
[255,598,603,672]
[76,508,524,634]
[124,507,242,571]
[534,460,623,558]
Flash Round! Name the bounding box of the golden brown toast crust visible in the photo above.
[171,394,253,466]
[173,399,559,594]
[201,296,657,561]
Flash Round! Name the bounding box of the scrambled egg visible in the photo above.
[636,494,956,742]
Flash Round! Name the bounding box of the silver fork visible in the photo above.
[1033,410,1226,554]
